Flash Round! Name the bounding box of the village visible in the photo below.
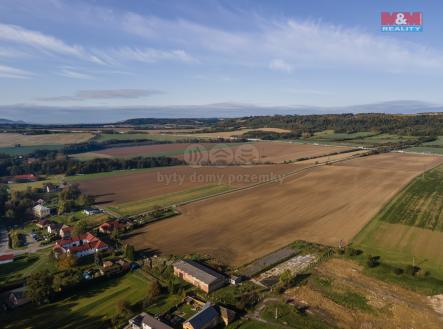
[0,174,330,329]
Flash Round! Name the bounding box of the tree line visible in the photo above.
[0,156,184,177]
[217,113,443,137]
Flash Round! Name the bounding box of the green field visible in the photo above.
[108,184,232,216]
[0,144,64,155]
[406,146,443,155]
[1,271,150,329]
[378,165,443,230]
[302,130,418,147]
[0,248,54,285]
[353,164,443,280]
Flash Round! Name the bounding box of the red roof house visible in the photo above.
[54,232,108,258]
[0,254,14,264]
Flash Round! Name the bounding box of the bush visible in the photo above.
[405,265,421,276]
[367,255,380,268]
[346,247,363,257]
[393,267,404,275]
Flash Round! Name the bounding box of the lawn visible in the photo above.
[0,271,150,329]
[8,175,65,192]
[261,302,334,329]
[0,248,54,285]
[108,184,233,216]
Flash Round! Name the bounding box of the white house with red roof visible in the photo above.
[53,232,108,258]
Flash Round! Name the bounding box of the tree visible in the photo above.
[125,244,135,261]
[145,280,162,305]
[73,219,88,236]
[26,270,54,304]
[57,253,77,270]
[0,184,8,217]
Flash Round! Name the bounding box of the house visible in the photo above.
[173,260,226,293]
[36,219,50,229]
[45,183,60,193]
[59,224,73,238]
[8,287,31,308]
[102,260,113,268]
[83,207,101,216]
[14,174,37,183]
[183,303,220,329]
[47,222,62,235]
[128,312,173,329]
[53,232,108,258]
[33,204,51,219]
[36,199,45,205]
[229,275,243,285]
[99,221,123,234]
[0,254,14,265]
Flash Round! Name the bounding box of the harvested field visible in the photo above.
[167,127,292,138]
[0,132,93,147]
[73,141,353,164]
[77,164,302,205]
[126,153,442,266]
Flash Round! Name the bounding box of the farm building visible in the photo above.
[0,254,14,265]
[59,224,73,238]
[13,174,37,183]
[53,232,108,258]
[44,183,60,193]
[36,219,50,228]
[99,221,123,234]
[128,312,173,329]
[83,207,102,216]
[33,204,51,218]
[173,260,226,293]
[47,222,62,235]
[183,303,235,329]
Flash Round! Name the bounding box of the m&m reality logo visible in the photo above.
[381,12,423,32]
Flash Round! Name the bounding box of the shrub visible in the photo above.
[393,267,404,275]
[367,255,380,268]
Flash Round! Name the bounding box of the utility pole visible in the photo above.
[275,307,278,320]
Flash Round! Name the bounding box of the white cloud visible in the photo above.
[269,59,293,73]
[0,64,33,79]
[58,68,94,79]
[36,89,164,101]
[109,47,196,63]
[0,23,103,63]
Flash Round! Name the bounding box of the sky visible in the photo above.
[0,0,443,123]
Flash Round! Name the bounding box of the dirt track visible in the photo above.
[126,153,442,266]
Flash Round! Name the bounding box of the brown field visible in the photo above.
[126,153,442,266]
[0,132,94,147]
[77,164,304,205]
[167,127,292,138]
[74,141,353,163]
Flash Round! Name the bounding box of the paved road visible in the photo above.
[0,227,47,256]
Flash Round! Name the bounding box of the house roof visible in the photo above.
[0,254,14,261]
[173,260,225,285]
[33,204,50,211]
[184,303,220,329]
[14,174,37,180]
[129,312,173,329]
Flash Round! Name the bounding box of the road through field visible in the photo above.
[126,153,442,266]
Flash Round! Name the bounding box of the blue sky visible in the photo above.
[0,0,442,123]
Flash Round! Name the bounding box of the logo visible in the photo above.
[381,12,423,32]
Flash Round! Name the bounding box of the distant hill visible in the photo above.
[0,118,26,124]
